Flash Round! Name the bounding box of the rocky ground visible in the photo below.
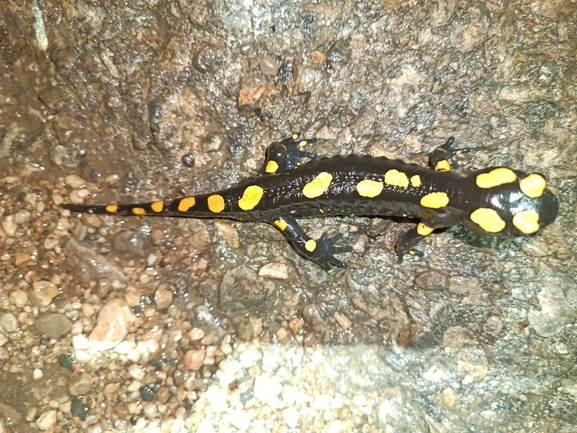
[0,0,576,432]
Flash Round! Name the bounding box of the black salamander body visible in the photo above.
[63,136,559,270]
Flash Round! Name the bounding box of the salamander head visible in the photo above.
[463,167,558,237]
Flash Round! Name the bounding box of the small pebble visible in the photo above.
[140,385,156,402]
[1,215,17,237]
[36,410,57,430]
[104,383,118,395]
[186,327,204,341]
[14,253,32,266]
[0,313,18,332]
[154,286,173,310]
[283,407,299,428]
[259,56,280,75]
[128,364,146,381]
[156,386,170,404]
[228,409,250,430]
[183,349,205,370]
[31,281,59,307]
[34,313,73,339]
[203,386,228,413]
[58,354,75,370]
[143,402,158,419]
[88,298,136,351]
[333,312,352,330]
[65,174,86,188]
[69,373,94,396]
[14,209,31,224]
[43,237,59,250]
[71,397,89,420]
[258,263,288,279]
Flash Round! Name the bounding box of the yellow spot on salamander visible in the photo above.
[292,133,298,139]
[305,239,317,252]
[238,185,264,211]
[274,219,287,231]
[417,223,434,236]
[420,192,449,209]
[512,210,540,234]
[178,197,196,212]
[299,140,307,148]
[435,160,451,172]
[519,173,546,198]
[357,179,383,198]
[410,175,421,188]
[470,208,506,233]
[208,195,225,213]
[303,172,333,198]
[151,201,164,213]
[476,168,517,188]
[384,169,409,188]
[105,205,118,213]
[265,160,279,173]
[132,207,146,216]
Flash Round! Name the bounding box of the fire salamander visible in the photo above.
[63,135,559,271]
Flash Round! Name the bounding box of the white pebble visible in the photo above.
[254,375,283,408]
[127,380,143,392]
[197,417,216,433]
[143,402,158,419]
[1,215,17,237]
[204,385,229,413]
[36,410,57,430]
[327,420,343,433]
[238,347,262,368]
[218,359,242,375]
[282,407,299,428]
[88,298,135,351]
[14,209,31,224]
[154,286,173,310]
[228,409,250,430]
[31,281,59,307]
[258,263,289,279]
[0,313,18,332]
[65,174,86,188]
[81,303,95,317]
[128,364,145,381]
[33,368,44,380]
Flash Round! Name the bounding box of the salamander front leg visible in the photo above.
[430,136,470,172]
[271,215,352,271]
[260,134,318,175]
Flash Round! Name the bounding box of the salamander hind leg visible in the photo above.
[394,222,438,263]
[260,134,318,175]
[430,136,471,172]
[271,215,352,271]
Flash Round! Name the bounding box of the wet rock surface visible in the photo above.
[0,0,576,432]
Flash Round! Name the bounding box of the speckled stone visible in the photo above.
[0,313,18,333]
[154,286,173,310]
[69,373,94,396]
[36,409,57,430]
[88,298,135,351]
[34,313,73,339]
[9,289,28,307]
[183,349,205,370]
[31,281,59,307]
